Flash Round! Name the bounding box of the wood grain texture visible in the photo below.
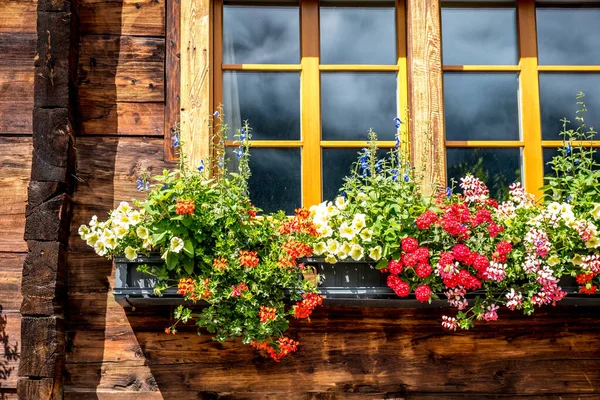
[78,35,165,104]
[0,310,21,392]
[164,0,180,160]
[80,0,166,37]
[0,0,37,34]
[79,100,164,136]
[406,0,446,194]
[180,0,211,169]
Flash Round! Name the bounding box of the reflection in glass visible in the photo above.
[321,73,397,141]
[227,147,301,214]
[320,6,396,65]
[444,73,520,141]
[539,74,600,141]
[543,147,600,177]
[441,8,518,65]
[223,72,300,140]
[322,148,388,201]
[537,8,600,65]
[446,148,521,201]
[223,5,300,64]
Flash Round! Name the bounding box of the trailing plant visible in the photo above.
[79,111,322,361]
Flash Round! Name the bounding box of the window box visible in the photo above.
[113,254,600,308]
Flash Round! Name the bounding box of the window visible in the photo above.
[441,0,600,200]
[214,0,408,213]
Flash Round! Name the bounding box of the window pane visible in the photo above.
[223,72,300,140]
[539,73,600,141]
[223,5,300,64]
[444,73,520,141]
[320,5,396,65]
[322,148,388,201]
[543,147,600,177]
[228,148,301,214]
[446,148,522,201]
[321,72,397,141]
[537,8,600,65]
[441,8,518,65]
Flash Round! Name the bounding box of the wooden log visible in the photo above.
[80,0,165,37]
[406,0,446,193]
[77,35,165,103]
[21,241,67,302]
[79,100,164,136]
[18,316,64,379]
[37,0,72,11]
[0,1,38,34]
[17,377,60,400]
[164,0,180,160]
[0,138,31,253]
[24,194,72,243]
[26,181,64,215]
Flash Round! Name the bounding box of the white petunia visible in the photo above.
[585,236,600,249]
[319,224,333,238]
[124,246,138,261]
[170,236,185,253]
[352,213,367,231]
[113,226,128,239]
[117,201,131,213]
[136,226,149,239]
[85,232,100,246]
[349,244,364,261]
[547,202,561,215]
[326,239,340,255]
[129,211,141,225]
[356,192,368,202]
[89,215,98,227]
[337,249,349,260]
[325,254,337,264]
[339,222,356,240]
[313,242,326,255]
[94,241,107,256]
[340,242,352,257]
[115,213,131,229]
[591,203,600,220]
[547,254,560,266]
[103,234,117,250]
[78,225,90,238]
[335,196,347,210]
[360,229,373,243]
[368,245,382,261]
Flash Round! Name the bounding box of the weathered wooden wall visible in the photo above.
[0,0,596,398]
[0,0,37,395]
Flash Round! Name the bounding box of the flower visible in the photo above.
[175,198,195,215]
[78,225,89,238]
[239,250,260,268]
[387,275,410,297]
[172,132,179,147]
[591,203,600,219]
[136,179,149,191]
[339,222,356,240]
[259,306,277,323]
[351,213,366,231]
[170,236,184,253]
[547,254,560,266]
[349,244,364,261]
[401,237,419,253]
[136,226,149,239]
[326,239,340,255]
[324,254,337,264]
[359,229,373,242]
[335,196,347,209]
[368,245,382,261]
[313,242,326,255]
[441,315,458,331]
[198,159,204,172]
[415,285,432,303]
[394,117,402,129]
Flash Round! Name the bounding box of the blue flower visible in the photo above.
[566,195,572,203]
[136,179,146,191]
[234,147,243,159]
[198,159,204,172]
[395,134,400,149]
[218,157,224,168]
[214,110,220,117]
[574,159,581,166]
[394,117,402,129]
[403,174,409,183]
[375,159,384,173]
[172,133,179,147]
[446,187,452,198]
[240,127,247,141]
[566,142,572,155]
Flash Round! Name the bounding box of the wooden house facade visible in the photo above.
[0,0,599,398]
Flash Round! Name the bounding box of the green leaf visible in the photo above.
[182,257,194,275]
[166,252,178,270]
[375,258,388,270]
[151,230,167,245]
[183,239,194,257]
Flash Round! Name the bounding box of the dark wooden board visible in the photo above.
[79,100,164,136]
[80,0,166,37]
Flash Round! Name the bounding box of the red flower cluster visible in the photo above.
[493,241,513,262]
[213,257,228,271]
[251,337,299,361]
[387,237,433,298]
[231,282,248,297]
[177,278,196,299]
[199,278,212,299]
[164,327,177,335]
[415,210,437,229]
[293,292,324,319]
[387,275,410,297]
[259,306,277,323]
[175,198,195,215]
[278,208,318,236]
[415,285,432,303]
[239,250,260,268]
[281,240,313,267]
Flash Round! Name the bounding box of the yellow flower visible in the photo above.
[136,226,149,239]
[349,244,364,261]
[585,236,599,249]
[360,229,373,242]
[326,239,340,255]
[340,241,352,255]
[78,225,90,238]
[547,254,560,266]
[129,211,141,225]
[339,222,356,240]
[572,254,584,265]
[368,245,382,261]
[351,213,366,231]
[124,246,138,261]
[591,203,600,220]
[114,226,128,239]
[325,254,337,264]
[85,232,99,246]
[117,201,131,214]
[94,241,107,256]
[313,242,326,256]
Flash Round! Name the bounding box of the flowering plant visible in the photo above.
[79,112,322,360]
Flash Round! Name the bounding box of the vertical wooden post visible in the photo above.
[406,0,446,194]
[165,0,181,161]
[180,0,212,169]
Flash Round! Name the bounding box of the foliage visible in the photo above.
[79,111,322,361]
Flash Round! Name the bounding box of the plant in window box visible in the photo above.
[78,113,322,361]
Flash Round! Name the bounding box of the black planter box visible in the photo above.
[113,255,600,308]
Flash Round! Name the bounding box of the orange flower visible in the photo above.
[177,277,196,297]
[239,250,259,268]
[258,306,277,323]
[175,198,195,215]
[213,257,228,271]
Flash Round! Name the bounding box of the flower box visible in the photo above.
[113,255,600,308]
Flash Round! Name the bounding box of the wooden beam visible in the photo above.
[164,0,181,161]
[180,0,211,169]
[406,0,446,194]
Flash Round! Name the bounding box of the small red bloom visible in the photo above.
[413,247,431,263]
[401,237,419,253]
[231,282,249,297]
[580,285,598,295]
[259,306,277,323]
[175,198,195,215]
[293,292,324,319]
[415,285,432,303]
[239,250,260,268]
[576,273,594,284]
[415,262,432,278]
[415,210,438,230]
[295,207,310,220]
[213,257,228,271]
[388,259,403,275]
[387,275,410,297]
[401,253,418,268]
[177,277,196,297]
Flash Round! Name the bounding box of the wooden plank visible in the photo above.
[78,35,165,103]
[0,138,31,253]
[0,253,26,311]
[180,0,211,170]
[0,68,34,135]
[406,0,446,194]
[80,0,166,37]
[79,101,164,136]
[0,310,22,391]
[0,1,37,34]
[164,0,180,160]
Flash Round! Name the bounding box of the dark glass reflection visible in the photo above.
[539,73,600,141]
[227,147,301,214]
[223,5,300,64]
[321,72,397,140]
[223,72,300,140]
[441,8,518,65]
[543,147,600,177]
[320,6,396,65]
[322,148,388,201]
[537,8,600,65]
[444,73,520,141]
[446,148,521,201]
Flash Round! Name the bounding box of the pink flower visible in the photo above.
[482,304,499,321]
[441,315,458,331]
[484,262,507,282]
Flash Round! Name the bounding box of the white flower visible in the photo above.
[591,203,600,220]
[352,213,366,231]
[136,226,149,239]
[559,203,572,215]
[339,222,356,240]
[326,239,340,255]
[349,244,364,261]
[129,211,141,225]
[113,225,128,239]
[124,246,138,261]
[170,236,185,253]
[85,232,100,246]
[117,201,131,213]
[585,236,600,249]
[319,224,333,238]
[337,249,349,260]
[547,202,561,215]
[572,254,584,265]
[115,213,131,229]
[368,245,382,261]
[360,229,373,242]
[335,196,347,210]
[94,241,107,256]
[338,242,352,259]
[143,238,153,250]
[89,215,98,227]
[103,233,117,250]
[313,242,326,255]
[547,254,560,266]
[78,225,90,238]
[325,254,337,264]
[562,211,576,225]
[356,192,368,202]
